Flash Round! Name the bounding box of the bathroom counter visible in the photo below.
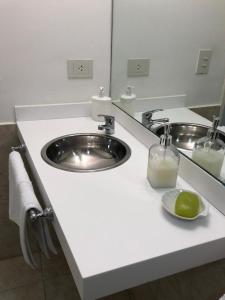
[17,116,225,300]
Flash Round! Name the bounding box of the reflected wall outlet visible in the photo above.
[67,60,93,79]
[196,50,212,75]
[127,58,150,77]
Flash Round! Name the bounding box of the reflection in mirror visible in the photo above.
[111,0,225,184]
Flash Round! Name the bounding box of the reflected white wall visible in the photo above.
[111,0,225,108]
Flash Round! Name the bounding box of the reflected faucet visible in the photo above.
[142,109,169,129]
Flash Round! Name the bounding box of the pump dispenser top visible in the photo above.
[160,124,172,147]
[207,116,220,143]
[92,87,110,101]
[120,86,136,100]
[98,86,105,97]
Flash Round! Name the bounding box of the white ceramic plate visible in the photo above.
[161,189,209,220]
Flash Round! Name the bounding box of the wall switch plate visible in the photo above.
[196,50,212,75]
[127,59,150,77]
[67,60,93,79]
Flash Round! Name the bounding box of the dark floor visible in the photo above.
[2,251,225,300]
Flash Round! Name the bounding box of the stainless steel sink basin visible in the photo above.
[41,133,131,172]
[154,123,225,150]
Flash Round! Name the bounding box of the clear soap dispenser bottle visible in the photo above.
[192,116,225,177]
[147,124,180,188]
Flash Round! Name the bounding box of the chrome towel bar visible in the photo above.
[10,144,54,223]
[29,208,54,223]
[11,144,26,152]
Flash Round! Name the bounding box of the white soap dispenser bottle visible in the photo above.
[120,86,136,115]
[147,124,180,188]
[91,87,111,121]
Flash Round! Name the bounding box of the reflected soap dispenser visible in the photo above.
[192,116,225,177]
[120,86,136,116]
[147,124,180,188]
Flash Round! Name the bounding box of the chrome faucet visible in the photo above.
[98,114,115,135]
[142,109,169,128]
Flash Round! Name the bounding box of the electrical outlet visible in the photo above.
[127,59,150,77]
[67,60,93,79]
[196,50,212,75]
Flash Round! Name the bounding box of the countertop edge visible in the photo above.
[82,237,225,300]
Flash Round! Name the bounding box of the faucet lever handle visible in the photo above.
[143,109,163,120]
[98,114,115,122]
[98,115,115,127]
[142,109,163,125]
[142,109,169,127]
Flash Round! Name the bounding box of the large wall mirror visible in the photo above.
[111,0,225,185]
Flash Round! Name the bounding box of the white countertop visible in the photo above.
[17,116,225,300]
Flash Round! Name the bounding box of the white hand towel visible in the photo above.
[9,151,31,222]
[9,151,57,268]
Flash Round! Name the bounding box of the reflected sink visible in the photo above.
[41,133,131,172]
[154,123,225,150]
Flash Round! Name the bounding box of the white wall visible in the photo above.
[0,0,112,122]
[112,0,225,108]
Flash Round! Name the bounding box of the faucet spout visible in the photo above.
[98,124,107,130]
[98,115,115,135]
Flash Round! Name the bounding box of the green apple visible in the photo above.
[175,191,200,218]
